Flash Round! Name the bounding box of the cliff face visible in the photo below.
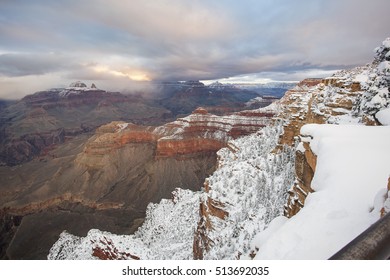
[154,107,274,158]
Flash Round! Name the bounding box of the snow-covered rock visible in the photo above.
[376,107,390,125]
[58,81,102,97]
[68,81,87,88]
[194,122,295,259]
[48,189,201,260]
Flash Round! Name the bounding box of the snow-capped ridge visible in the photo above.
[59,81,103,97]
[68,81,87,88]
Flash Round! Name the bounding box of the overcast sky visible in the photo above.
[0,0,389,99]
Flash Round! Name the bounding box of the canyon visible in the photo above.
[2,38,390,260]
[0,99,275,259]
[0,81,281,166]
[48,38,390,260]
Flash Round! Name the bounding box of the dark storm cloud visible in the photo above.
[0,0,389,98]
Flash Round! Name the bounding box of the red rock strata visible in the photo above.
[92,236,140,260]
[81,107,275,162]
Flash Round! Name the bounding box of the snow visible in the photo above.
[376,107,390,125]
[327,114,361,125]
[331,108,350,114]
[382,37,390,49]
[202,122,295,259]
[48,189,201,260]
[251,101,281,112]
[254,124,390,259]
[116,123,128,132]
[245,96,263,106]
[296,142,305,153]
[354,73,369,84]
[250,216,287,251]
[378,61,390,74]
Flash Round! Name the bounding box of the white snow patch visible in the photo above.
[378,61,390,74]
[296,142,305,153]
[245,97,263,106]
[382,38,390,49]
[376,107,390,125]
[332,108,350,114]
[116,123,129,132]
[48,189,201,260]
[354,74,369,84]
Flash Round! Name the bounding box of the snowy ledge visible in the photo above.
[254,124,390,259]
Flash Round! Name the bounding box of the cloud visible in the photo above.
[0,53,77,76]
[0,0,389,98]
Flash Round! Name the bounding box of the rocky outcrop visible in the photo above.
[156,138,224,159]
[92,236,140,260]
[277,79,325,147]
[380,177,390,217]
[193,183,229,259]
[284,141,316,217]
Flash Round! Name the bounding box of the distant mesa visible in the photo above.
[67,81,98,90]
[68,81,87,88]
[192,107,209,115]
[184,80,205,87]
[208,81,224,87]
[58,81,102,97]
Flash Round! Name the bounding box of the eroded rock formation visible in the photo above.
[92,236,140,260]
[284,140,316,217]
